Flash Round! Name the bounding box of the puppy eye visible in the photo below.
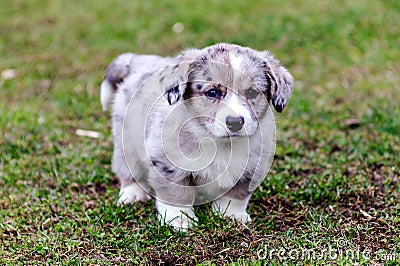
[205,88,222,99]
[246,88,259,99]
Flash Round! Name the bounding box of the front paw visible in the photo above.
[156,202,197,231]
[212,196,252,223]
[117,183,151,205]
[213,206,252,222]
[232,212,252,223]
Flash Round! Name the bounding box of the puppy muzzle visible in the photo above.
[226,116,245,132]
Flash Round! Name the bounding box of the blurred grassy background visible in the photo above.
[1,0,399,264]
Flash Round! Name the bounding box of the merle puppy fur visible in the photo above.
[101,43,293,230]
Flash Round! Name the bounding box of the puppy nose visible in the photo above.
[226,116,245,132]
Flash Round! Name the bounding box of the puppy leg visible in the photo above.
[149,170,197,230]
[156,201,197,231]
[111,98,151,204]
[212,179,253,222]
[118,178,151,205]
[113,152,150,204]
[112,135,150,204]
[111,145,150,205]
[212,195,252,222]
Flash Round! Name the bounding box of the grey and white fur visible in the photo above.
[100,43,293,230]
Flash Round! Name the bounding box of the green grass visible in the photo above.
[1,0,399,264]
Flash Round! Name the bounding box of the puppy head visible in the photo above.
[164,43,293,138]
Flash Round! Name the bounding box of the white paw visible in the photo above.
[231,212,252,223]
[156,201,197,231]
[213,206,252,222]
[212,196,252,223]
[117,183,151,205]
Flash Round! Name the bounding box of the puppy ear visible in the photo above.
[260,52,294,112]
[162,65,190,106]
[162,49,199,105]
[165,84,185,105]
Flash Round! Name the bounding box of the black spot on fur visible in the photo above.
[166,85,180,105]
[105,62,130,90]
[264,71,276,103]
[183,83,194,100]
[163,167,175,174]
[150,158,176,176]
[273,95,285,113]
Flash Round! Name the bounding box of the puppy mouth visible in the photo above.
[202,118,257,139]
[219,132,251,139]
[204,126,246,139]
